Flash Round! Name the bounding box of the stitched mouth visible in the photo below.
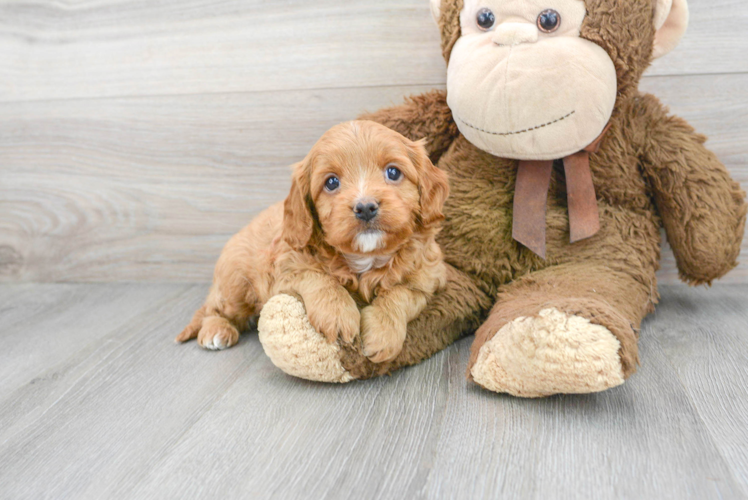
[455,110,575,137]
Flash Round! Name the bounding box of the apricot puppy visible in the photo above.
[176,120,449,363]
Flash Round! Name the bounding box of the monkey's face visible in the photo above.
[446,0,617,160]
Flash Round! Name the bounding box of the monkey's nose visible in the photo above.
[492,23,538,46]
[354,201,379,222]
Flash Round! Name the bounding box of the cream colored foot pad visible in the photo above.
[258,294,354,383]
[471,308,624,398]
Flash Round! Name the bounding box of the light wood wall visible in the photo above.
[1,0,746,283]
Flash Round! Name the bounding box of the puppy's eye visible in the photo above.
[476,8,496,31]
[324,176,340,191]
[537,9,561,33]
[385,166,402,182]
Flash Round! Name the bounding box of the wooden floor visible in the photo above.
[0,283,746,499]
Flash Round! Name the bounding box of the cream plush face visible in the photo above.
[446,0,617,160]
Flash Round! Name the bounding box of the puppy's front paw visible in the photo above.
[306,293,360,344]
[197,316,240,350]
[361,305,406,363]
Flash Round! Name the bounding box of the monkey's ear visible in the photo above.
[409,139,450,228]
[282,160,314,249]
[652,0,689,59]
[429,0,441,24]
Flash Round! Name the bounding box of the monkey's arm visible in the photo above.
[359,89,459,164]
[636,93,747,285]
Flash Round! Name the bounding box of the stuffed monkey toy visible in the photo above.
[257,0,747,397]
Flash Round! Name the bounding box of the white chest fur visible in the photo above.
[344,254,392,274]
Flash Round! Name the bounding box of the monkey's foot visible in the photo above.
[258,294,356,383]
[470,308,624,398]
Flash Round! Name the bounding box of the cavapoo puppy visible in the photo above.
[176,120,449,362]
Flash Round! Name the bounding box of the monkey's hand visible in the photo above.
[638,93,747,285]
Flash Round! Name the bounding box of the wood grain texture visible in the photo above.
[0,0,744,103]
[0,284,257,499]
[0,283,187,401]
[0,0,446,103]
[0,284,746,499]
[422,321,745,499]
[1,75,746,283]
[0,85,434,282]
[646,286,748,491]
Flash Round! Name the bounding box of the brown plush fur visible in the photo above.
[328,0,747,381]
[177,121,450,363]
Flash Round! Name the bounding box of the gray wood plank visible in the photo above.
[0,85,433,283]
[0,0,743,103]
[646,285,748,492]
[2,74,746,284]
[421,326,746,499]
[0,284,259,500]
[0,0,446,103]
[0,283,188,400]
[0,284,747,499]
[0,284,205,443]
[100,288,748,500]
[126,343,455,500]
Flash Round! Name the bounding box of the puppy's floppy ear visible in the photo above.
[282,159,314,249]
[408,138,450,228]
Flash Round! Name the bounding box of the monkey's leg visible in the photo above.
[467,262,655,397]
[258,265,491,382]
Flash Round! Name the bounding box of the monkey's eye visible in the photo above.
[476,8,496,31]
[537,9,561,33]
[324,176,340,192]
[385,166,402,182]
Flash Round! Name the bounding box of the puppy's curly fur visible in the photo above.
[177,120,450,362]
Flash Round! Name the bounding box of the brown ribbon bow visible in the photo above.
[512,124,611,259]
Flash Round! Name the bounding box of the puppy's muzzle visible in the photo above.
[354,201,379,222]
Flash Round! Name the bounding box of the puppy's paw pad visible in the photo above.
[338,309,361,344]
[362,332,404,363]
[197,317,239,351]
[361,306,405,363]
[201,334,230,350]
[364,344,401,364]
[307,298,360,344]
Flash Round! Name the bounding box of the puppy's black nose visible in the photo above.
[354,202,379,222]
